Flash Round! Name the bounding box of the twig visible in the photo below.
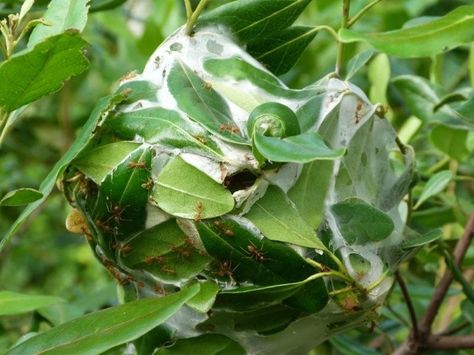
[396,271,419,341]
[347,0,384,28]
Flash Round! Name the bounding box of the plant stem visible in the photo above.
[335,0,350,77]
[347,0,384,28]
[185,0,209,35]
[184,0,193,21]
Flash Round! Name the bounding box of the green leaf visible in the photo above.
[89,146,153,244]
[6,285,200,355]
[253,132,345,163]
[0,188,43,207]
[368,53,391,106]
[120,219,211,283]
[247,26,317,75]
[245,185,326,249]
[401,229,442,249]
[108,107,222,158]
[331,198,395,244]
[339,6,474,58]
[216,280,310,311]
[414,170,453,209]
[1,90,130,252]
[197,218,328,313]
[186,280,220,313]
[345,48,375,80]
[155,334,245,355]
[391,75,468,124]
[433,92,468,112]
[197,0,311,43]
[296,94,325,131]
[430,124,470,161]
[152,157,234,219]
[73,141,140,184]
[204,57,311,101]
[0,32,89,113]
[288,161,334,229]
[0,291,64,316]
[28,0,90,47]
[168,60,246,145]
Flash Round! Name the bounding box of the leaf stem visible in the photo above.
[335,0,351,76]
[311,25,339,43]
[347,0,384,28]
[0,108,8,146]
[185,0,209,35]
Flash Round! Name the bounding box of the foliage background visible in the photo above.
[0,0,473,353]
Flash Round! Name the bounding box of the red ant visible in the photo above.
[145,255,165,265]
[355,100,364,124]
[219,124,240,134]
[127,161,148,169]
[214,260,237,279]
[194,201,204,222]
[246,241,266,262]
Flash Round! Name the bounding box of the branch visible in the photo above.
[396,271,419,340]
[394,214,474,355]
[426,335,474,350]
[419,214,474,336]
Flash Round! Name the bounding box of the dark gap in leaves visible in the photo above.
[224,171,258,193]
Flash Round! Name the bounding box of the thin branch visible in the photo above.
[347,0,384,28]
[396,271,419,341]
[419,214,474,336]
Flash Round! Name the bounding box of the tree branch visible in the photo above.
[394,214,474,354]
[419,214,474,336]
[426,335,474,350]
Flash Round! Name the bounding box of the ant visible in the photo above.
[214,260,237,279]
[194,201,204,222]
[95,219,112,233]
[141,178,154,190]
[219,124,241,135]
[105,202,129,225]
[246,241,266,263]
[202,81,213,91]
[128,161,148,169]
[161,265,176,275]
[118,244,132,256]
[145,255,165,265]
[355,100,364,124]
[192,134,208,144]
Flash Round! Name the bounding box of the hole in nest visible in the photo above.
[224,171,258,193]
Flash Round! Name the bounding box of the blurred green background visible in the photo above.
[1,0,473,353]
